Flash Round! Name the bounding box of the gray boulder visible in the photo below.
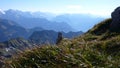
[110,7,120,32]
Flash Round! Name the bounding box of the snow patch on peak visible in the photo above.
[0,9,5,14]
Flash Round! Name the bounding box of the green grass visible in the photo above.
[87,18,112,35]
[4,18,120,68]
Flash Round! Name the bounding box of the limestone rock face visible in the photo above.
[110,7,120,32]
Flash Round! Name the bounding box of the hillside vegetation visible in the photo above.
[3,18,120,68]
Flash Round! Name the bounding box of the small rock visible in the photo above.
[56,32,63,44]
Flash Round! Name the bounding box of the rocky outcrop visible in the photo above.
[110,7,120,32]
[56,32,63,44]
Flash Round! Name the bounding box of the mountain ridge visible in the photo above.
[29,30,83,44]
[0,18,29,42]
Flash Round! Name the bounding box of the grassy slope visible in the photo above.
[5,18,120,68]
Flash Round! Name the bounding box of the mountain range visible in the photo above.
[0,9,74,32]
[0,9,105,32]
[0,18,83,42]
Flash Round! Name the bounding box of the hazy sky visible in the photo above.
[0,0,120,17]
